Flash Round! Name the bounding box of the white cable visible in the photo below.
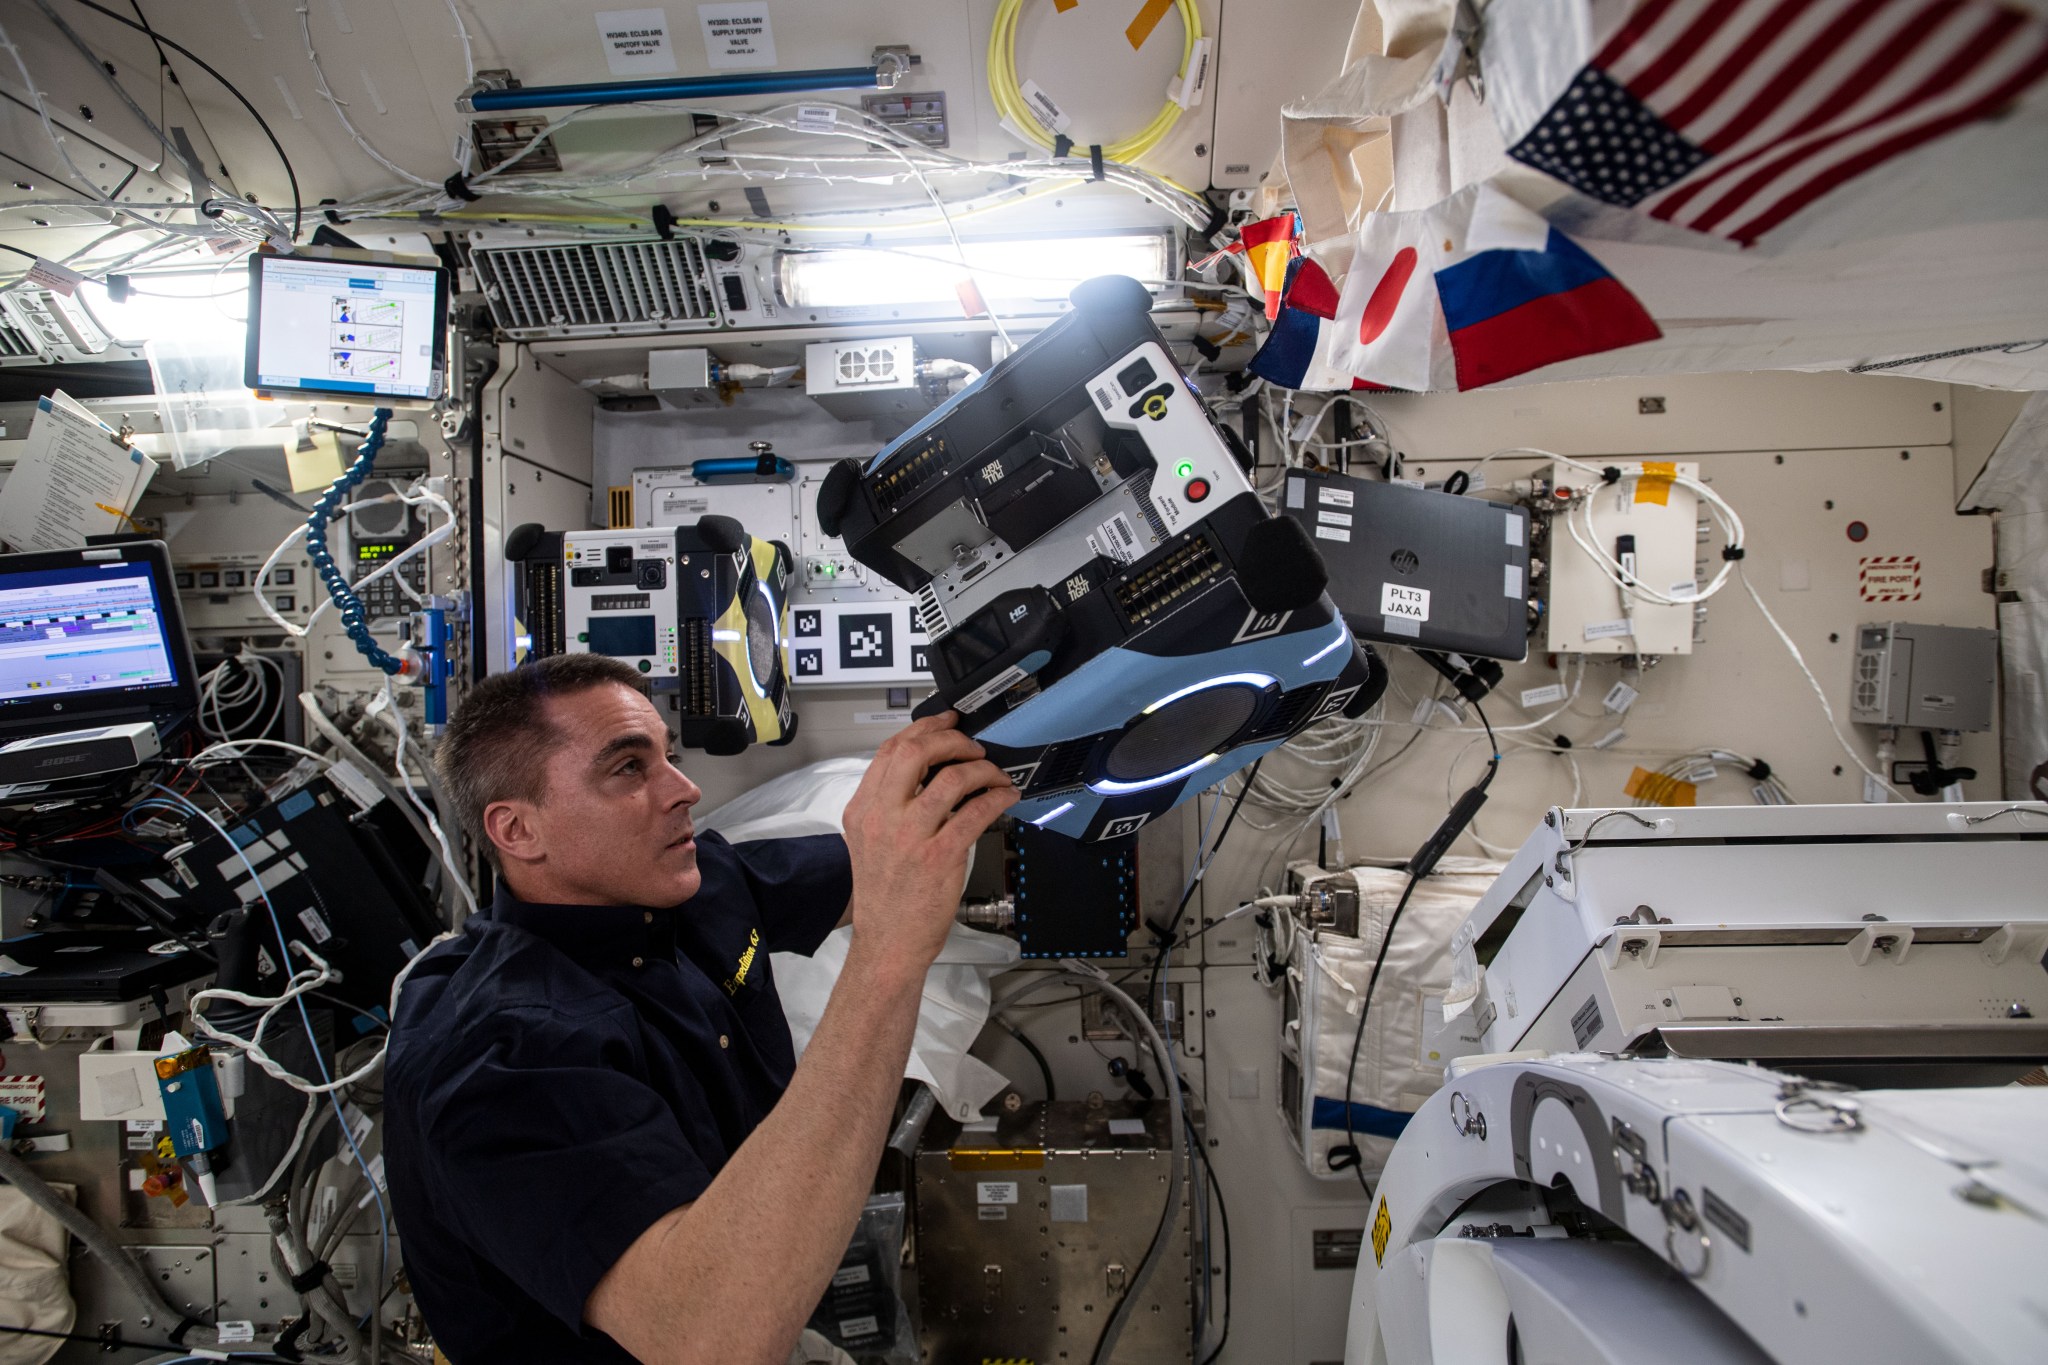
[444,0,477,85]
[374,677,479,921]
[188,738,334,770]
[253,479,455,638]
[1739,566,1902,799]
[1546,454,1747,607]
[294,4,436,187]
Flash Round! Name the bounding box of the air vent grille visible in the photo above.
[473,238,720,338]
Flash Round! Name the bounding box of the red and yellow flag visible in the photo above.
[1240,214,1296,321]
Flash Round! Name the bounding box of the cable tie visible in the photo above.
[1327,1143,1360,1171]
[288,1260,332,1293]
[1089,144,1105,181]
[1199,196,1227,241]
[443,171,482,202]
[1191,334,1221,361]
[651,203,678,241]
[1720,545,1746,561]
[1745,759,1771,780]
[167,1316,204,1346]
[1600,465,1622,484]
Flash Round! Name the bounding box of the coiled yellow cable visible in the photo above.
[987,0,1202,166]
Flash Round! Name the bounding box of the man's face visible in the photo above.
[503,682,704,907]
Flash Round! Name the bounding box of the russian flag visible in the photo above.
[1434,193,1660,390]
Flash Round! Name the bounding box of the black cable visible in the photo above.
[0,1320,287,1359]
[992,1017,1056,1103]
[1144,757,1264,1033]
[67,0,304,237]
[1331,701,1500,1191]
[0,243,38,262]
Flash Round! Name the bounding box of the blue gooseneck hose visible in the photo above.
[305,407,404,676]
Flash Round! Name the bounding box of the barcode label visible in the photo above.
[1020,79,1071,133]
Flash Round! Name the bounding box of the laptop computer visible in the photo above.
[0,928,209,1004]
[1282,471,1532,662]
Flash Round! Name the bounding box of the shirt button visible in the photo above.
[643,912,654,924]
[631,956,644,968]
[718,1034,730,1049]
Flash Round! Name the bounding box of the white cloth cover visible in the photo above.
[1959,391,2048,800]
[697,759,1017,1123]
[1294,859,1504,1180]
[0,1184,76,1365]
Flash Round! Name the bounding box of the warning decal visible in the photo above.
[1371,1195,1393,1267]
[1859,556,1921,602]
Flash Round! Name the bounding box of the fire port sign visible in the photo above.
[1859,556,1921,603]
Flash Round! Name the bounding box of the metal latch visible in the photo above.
[1612,1117,1661,1204]
[981,1264,1001,1314]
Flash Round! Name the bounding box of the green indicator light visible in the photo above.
[1176,462,1193,478]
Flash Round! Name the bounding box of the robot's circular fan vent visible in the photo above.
[1103,685,1260,783]
[745,587,778,691]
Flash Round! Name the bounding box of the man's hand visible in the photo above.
[840,712,1014,972]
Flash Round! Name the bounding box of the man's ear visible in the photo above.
[483,799,546,870]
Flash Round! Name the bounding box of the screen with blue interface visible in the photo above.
[0,563,177,704]
[253,255,443,398]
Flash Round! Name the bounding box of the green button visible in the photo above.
[577,632,589,643]
[637,659,651,672]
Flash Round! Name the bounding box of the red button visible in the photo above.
[1185,478,1211,502]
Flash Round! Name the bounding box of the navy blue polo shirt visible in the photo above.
[384,830,852,1363]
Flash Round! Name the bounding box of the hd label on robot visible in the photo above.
[1382,583,1430,622]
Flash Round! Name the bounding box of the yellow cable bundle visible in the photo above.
[987,0,1202,166]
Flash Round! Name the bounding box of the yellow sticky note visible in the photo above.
[287,431,346,492]
[1634,460,1676,506]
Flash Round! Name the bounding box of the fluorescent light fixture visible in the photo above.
[1090,752,1219,795]
[1029,801,1076,827]
[1141,672,1278,716]
[777,233,1172,309]
[1301,623,1350,668]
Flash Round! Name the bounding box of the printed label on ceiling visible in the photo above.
[596,9,678,76]
[698,3,777,70]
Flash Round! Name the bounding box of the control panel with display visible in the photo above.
[347,478,424,621]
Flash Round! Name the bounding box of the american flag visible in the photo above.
[1507,0,2048,245]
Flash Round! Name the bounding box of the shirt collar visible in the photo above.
[486,884,680,968]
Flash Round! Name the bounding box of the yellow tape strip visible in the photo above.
[1054,0,1078,10]
[948,1147,1047,1171]
[1634,460,1676,506]
[1126,0,1174,49]
[1623,766,1697,807]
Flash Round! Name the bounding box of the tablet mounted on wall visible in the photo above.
[243,249,449,406]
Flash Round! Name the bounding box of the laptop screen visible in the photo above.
[0,560,176,703]
[0,543,197,730]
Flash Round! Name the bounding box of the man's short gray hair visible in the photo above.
[435,654,651,873]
